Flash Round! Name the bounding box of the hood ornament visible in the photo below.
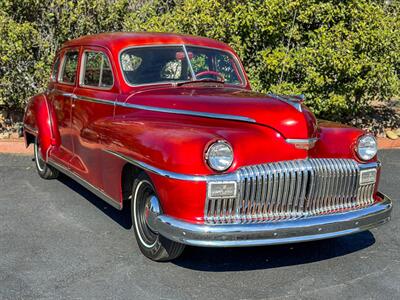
[267,92,305,112]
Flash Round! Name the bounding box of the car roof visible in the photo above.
[61,32,235,54]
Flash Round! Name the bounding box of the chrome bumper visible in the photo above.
[149,192,392,247]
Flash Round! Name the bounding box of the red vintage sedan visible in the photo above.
[23,32,392,261]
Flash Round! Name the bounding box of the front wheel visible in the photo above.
[131,173,185,261]
[34,138,59,179]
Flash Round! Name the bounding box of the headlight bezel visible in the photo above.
[205,140,234,172]
[356,134,377,161]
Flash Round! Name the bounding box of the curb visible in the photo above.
[0,139,32,155]
[377,137,400,150]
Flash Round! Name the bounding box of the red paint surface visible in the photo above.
[23,33,379,223]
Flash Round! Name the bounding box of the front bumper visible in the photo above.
[149,192,392,247]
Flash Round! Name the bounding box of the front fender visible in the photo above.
[102,112,308,176]
[309,120,372,163]
[23,94,60,160]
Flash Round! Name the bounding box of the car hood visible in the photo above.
[125,86,317,139]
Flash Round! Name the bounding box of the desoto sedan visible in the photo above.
[23,32,392,261]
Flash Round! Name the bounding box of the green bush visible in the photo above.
[123,0,400,120]
[1,0,399,122]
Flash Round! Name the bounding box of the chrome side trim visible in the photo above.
[47,158,122,210]
[76,95,114,105]
[149,192,392,247]
[52,89,256,123]
[116,102,256,123]
[103,149,209,182]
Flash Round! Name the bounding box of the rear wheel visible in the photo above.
[34,138,59,179]
[131,172,185,261]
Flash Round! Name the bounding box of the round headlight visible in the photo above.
[205,141,234,171]
[357,135,377,161]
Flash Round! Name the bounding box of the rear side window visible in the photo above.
[80,51,113,88]
[51,56,61,81]
[59,50,79,84]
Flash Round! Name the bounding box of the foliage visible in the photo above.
[0,0,399,123]
[123,0,400,120]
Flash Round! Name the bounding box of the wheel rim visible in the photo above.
[133,180,158,248]
[34,139,46,172]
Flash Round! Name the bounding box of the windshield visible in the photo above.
[120,45,245,86]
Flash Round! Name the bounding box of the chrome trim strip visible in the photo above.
[47,158,122,210]
[267,92,303,112]
[286,138,318,144]
[52,89,256,123]
[182,44,196,79]
[76,95,113,105]
[104,149,209,182]
[150,192,392,247]
[116,102,256,123]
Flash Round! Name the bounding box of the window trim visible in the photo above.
[58,49,80,86]
[79,49,115,90]
[118,44,247,88]
[50,55,61,82]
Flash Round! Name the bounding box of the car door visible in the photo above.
[71,47,118,190]
[49,48,80,165]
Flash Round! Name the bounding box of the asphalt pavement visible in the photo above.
[0,150,399,299]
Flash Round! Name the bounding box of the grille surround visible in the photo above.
[205,159,378,224]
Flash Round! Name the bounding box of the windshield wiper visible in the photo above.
[176,78,225,86]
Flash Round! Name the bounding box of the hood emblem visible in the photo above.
[286,138,318,150]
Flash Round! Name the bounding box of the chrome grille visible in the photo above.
[205,159,377,224]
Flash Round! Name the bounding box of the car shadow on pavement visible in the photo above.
[57,173,132,229]
[173,232,375,271]
[56,173,376,271]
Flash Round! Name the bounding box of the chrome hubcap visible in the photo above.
[34,140,46,172]
[133,180,159,248]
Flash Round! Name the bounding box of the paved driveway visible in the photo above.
[0,150,398,299]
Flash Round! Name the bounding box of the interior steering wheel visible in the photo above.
[195,70,224,81]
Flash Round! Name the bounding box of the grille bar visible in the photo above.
[205,159,377,224]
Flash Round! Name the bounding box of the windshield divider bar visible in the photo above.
[182,44,196,80]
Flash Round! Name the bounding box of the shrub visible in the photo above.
[0,0,399,123]
[123,0,400,120]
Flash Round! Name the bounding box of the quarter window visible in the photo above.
[59,51,79,84]
[81,51,113,88]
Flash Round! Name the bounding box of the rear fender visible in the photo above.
[24,94,60,160]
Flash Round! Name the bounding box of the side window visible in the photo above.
[51,56,61,81]
[59,50,79,84]
[81,51,114,88]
